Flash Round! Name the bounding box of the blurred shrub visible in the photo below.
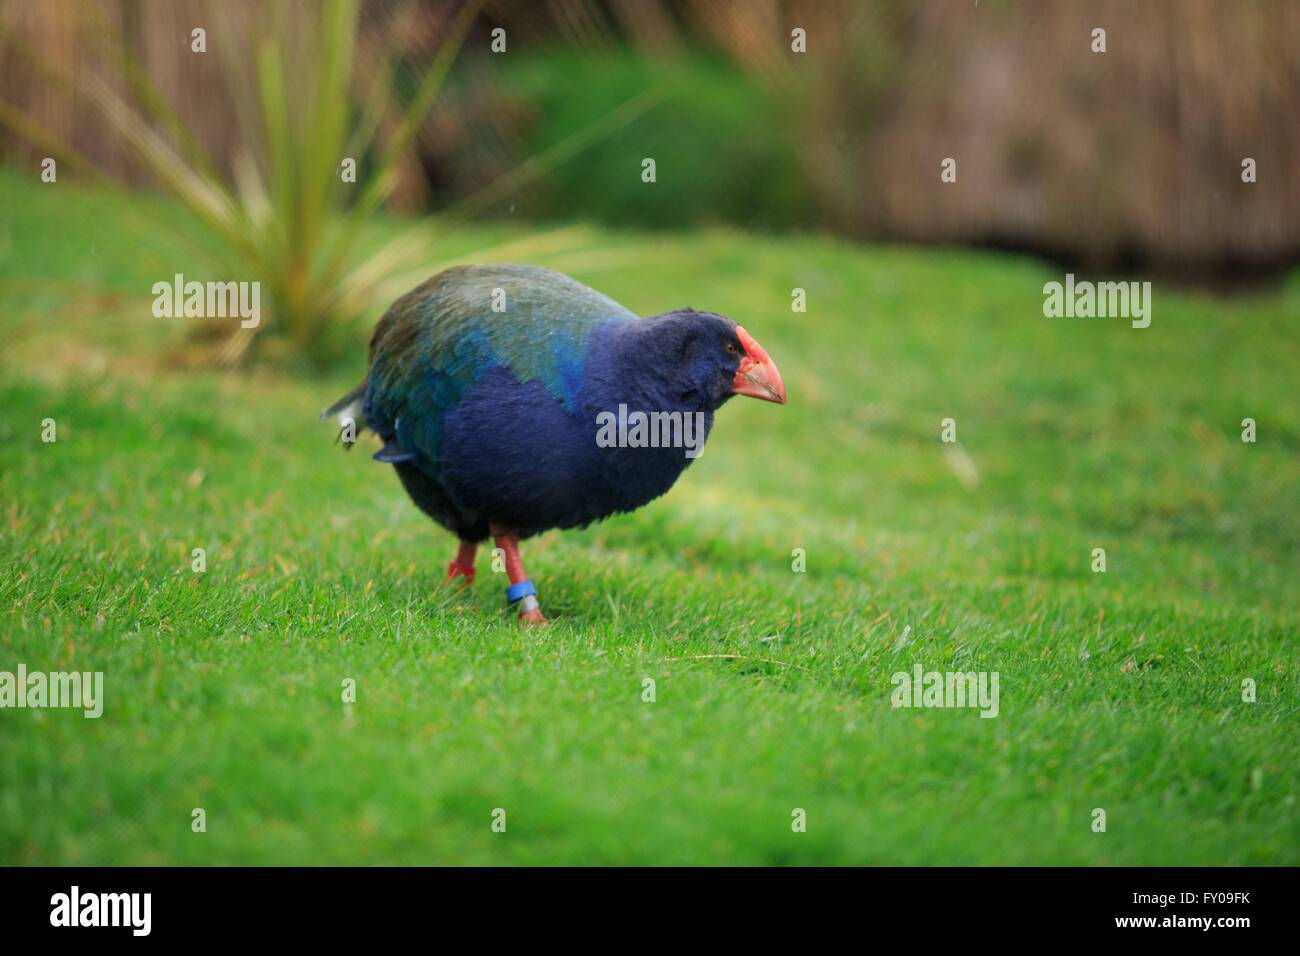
[695,0,1300,277]
[419,49,814,233]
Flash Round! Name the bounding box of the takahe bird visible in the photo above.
[325,264,785,624]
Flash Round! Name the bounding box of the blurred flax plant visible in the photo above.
[1,0,479,367]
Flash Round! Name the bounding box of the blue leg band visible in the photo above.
[506,579,537,603]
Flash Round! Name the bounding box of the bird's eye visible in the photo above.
[725,342,737,353]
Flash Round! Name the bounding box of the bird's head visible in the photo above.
[643,309,787,411]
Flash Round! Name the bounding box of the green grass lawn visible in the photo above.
[2,167,1298,865]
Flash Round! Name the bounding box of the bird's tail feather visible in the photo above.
[321,382,367,450]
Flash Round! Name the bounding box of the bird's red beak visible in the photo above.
[731,325,787,405]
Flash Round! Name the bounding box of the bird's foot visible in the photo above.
[506,580,545,625]
[517,607,549,626]
[444,560,476,585]
[443,540,478,586]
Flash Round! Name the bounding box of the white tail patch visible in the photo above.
[335,399,362,427]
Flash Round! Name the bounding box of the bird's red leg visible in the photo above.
[491,526,547,625]
[445,539,477,585]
